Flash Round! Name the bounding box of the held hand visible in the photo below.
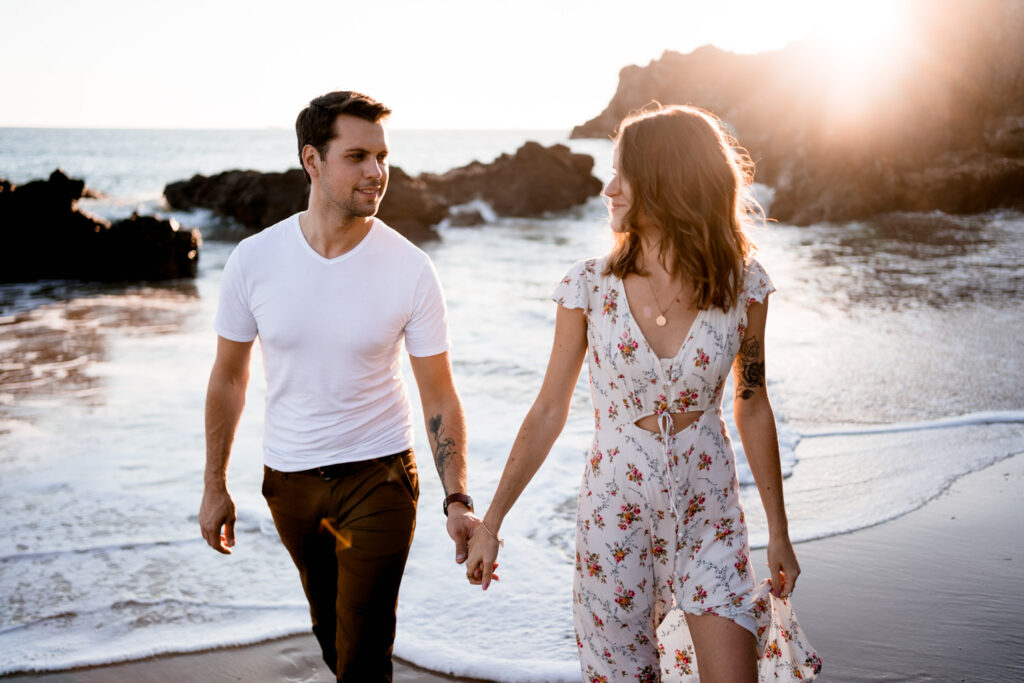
[465,521,502,590]
[199,486,237,554]
[446,504,481,564]
[766,534,800,598]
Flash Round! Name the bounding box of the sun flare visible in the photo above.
[810,0,910,63]
[802,0,915,131]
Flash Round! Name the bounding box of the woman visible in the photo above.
[466,105,821,682]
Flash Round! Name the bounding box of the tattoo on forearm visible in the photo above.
[737,337,765,400]
[427,414,456,495]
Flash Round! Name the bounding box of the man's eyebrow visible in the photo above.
[342,146,388,154]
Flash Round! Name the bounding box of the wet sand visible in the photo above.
[0,644,485,683]
[767,451,1024,682]
[5,452,1022,682]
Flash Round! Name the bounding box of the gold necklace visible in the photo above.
[645,276,685,327]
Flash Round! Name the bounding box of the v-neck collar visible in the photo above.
[617,275,704,365]
[295,215,377,265]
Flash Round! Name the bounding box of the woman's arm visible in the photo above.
[732,297,800,597]
[466,304,589,589]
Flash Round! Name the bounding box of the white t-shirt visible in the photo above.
[214,214,450,471]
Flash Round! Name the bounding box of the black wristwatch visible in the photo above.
[443,493,474,517]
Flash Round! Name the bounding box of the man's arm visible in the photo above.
[409,351,478,563]
[199,336,254,554]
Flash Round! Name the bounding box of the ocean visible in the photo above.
[1,127,1022,680]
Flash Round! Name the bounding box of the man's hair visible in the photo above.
[295,91,391,182]
[604,104,757,312]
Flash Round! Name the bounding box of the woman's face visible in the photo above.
[604,146,634,233]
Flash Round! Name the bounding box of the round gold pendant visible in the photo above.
[656,314,667,327]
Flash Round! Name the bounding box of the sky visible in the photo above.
[0,0,902,130]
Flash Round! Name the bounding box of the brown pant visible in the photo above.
[262,450,418,682]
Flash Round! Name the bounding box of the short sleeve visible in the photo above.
[405,258,450,357]
[551,258,597,314]
[214,245,258,342]
[741,258,776,306]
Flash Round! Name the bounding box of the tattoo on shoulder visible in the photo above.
[427,414,456,495]
[737,337,765,400]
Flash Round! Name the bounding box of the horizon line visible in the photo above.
[0,125,578,133]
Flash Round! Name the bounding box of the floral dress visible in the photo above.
[552,257,821,682]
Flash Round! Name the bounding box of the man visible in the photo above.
[199,90,478,681]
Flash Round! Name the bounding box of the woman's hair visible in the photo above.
[604,104,758,311]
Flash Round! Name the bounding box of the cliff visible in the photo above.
[571,0,1024,224]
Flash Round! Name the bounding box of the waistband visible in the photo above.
[266,449,413,481]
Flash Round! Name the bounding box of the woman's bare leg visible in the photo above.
[684,612,758,682]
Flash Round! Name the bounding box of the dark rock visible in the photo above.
[571,0,1024,224]
[378,167,448,242]
[164,166,441,242]
[985,115,1024,157]
[164,169,309,231]
[768,154,1024,225]
[1,169,200,283]
[162,142,603,240]
[420,142,603,217]
[99,213,201,281]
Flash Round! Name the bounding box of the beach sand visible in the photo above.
[5,452,1022,682]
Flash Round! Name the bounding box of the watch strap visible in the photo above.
[443,492,473,516]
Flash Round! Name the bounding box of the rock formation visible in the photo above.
[163,142,603,241]
[419,142,603,217]
[374,167,449,242]
[164,166,448,242]
[1,169,200,283]
[164,169,308,233]
[571,0,1024,224]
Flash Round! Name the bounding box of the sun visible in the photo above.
[809,0,910,63]
[800,0,915,132]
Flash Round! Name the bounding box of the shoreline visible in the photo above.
[5,452,1023,682]
[0,641,482,683]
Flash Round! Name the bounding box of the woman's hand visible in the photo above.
[465,522,502,590]
[766,533,800,598]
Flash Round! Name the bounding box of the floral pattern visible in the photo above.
[553,257,821,682]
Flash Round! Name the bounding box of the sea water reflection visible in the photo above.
[790,210,1024,309]
[757,210,1024,426]
[0,281,199,409]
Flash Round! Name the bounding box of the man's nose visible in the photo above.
[365,160,385,179]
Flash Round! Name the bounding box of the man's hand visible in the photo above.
[199,485,237,554]
[445,503,480,564]
[202,336,251,555]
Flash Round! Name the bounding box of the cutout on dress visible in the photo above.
[634,410,704,435]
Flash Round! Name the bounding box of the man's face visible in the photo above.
[313,114,390,219]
